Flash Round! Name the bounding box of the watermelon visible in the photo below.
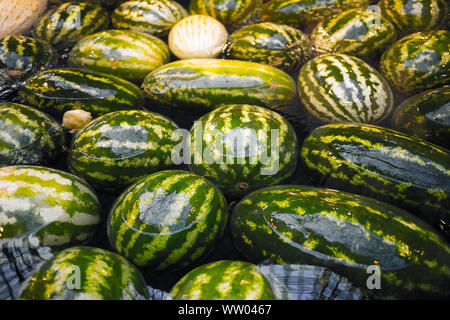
[50,0,128,9]
[391,86,450,149]
[168,14,229,59]
[297,53,394,124]
[188,104,299,199]
[310,8,397,58]
[69,29,171,82]
[141,59,297,113]
[68,110,183,194]
[300,123,450,236]
[0,166,101,251]
[18,246,149,300]
[189,0,260,28]
[107,170,229,273]
[32,2,109,50]
[378,0,448,35]
[261,0,369,28]
[228,22,312,72]
[230,185,450,299]
[112,0,189,37]
[380,30,450,94]
[169,260,276,300]
[0,36,57,100]
[19,67,144,118]
[0,103,64,166]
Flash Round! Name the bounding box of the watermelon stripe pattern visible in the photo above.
[230,185,450,299]
[189,0,259,27]
[32,2,109,49]
[300,123,450,233]
[310,9,397,58]
[0,103,64,166]
[378,0,448,35]
[18,246,149,300]
[0,166,101,249]
[380,30,450,94]
[112,0,189,37]
[19,68,144,117]
[68,110,182,193]
[261,0,370,27]
[142,58,297,112]
[0,36,57,79]
[297,53,394,124]
[169,260,276,300]
[107,170,229,272]
[69,29,171,82]
[228,22,312,72]
[188,104,299,199]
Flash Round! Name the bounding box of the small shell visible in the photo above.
[169,15,229,59]
[0,0,48,38]
[62,109,93,133]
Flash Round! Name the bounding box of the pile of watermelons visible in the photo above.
[0,0,449,300]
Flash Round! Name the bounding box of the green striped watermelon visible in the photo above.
[68,110,182,194]
[261,0,369,28]
[297,53,394,124]
[112,0,189,37]
[230,185,450,299]
[391,86,450,149]
[0,166,101,250]
[19,67,144,118]
[189,0,260,27]
[18,246,149,300]
[141,59,297,113]
[300,123,450,236]
[0,103,64,167]
[32,2,109,50]
[169,260,276,300]
[188,104,299,199]
[0,36,57,81]
[378,0,448,35]
[69,29,170,82]
[107,170,229,273]
[228,22,312,72]
[310,8,397,58]
[380,30,450,94]
[49,0,128,9]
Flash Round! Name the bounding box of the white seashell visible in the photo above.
[0,0,48,38]
[62,110,93,133]
[168,15,229,60]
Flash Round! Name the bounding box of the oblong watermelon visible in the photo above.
[310,8,397,58]
[228,22,312,72]
[69,29,171,82]
[68,110,182,193]
[141,59,297,113]
[261,0,369,28]
[297,53,394,124]
[188,104,299,199]
[169,260,276,300]
[0,166,101,251]
[380,30,450,94]
[189,0,259,27]
[19,67,144,118]
[32,2,109,49]
[230,185,450,299]
[0,103,64,166]
[378,0,448,35]
[300,123,450,236]
[391,86,450,149]
[18,246,149,300]
[112,0,189,37]
[107,170,229,272]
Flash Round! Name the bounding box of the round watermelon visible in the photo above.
[18,246,149,300]
[107,170,229,273]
